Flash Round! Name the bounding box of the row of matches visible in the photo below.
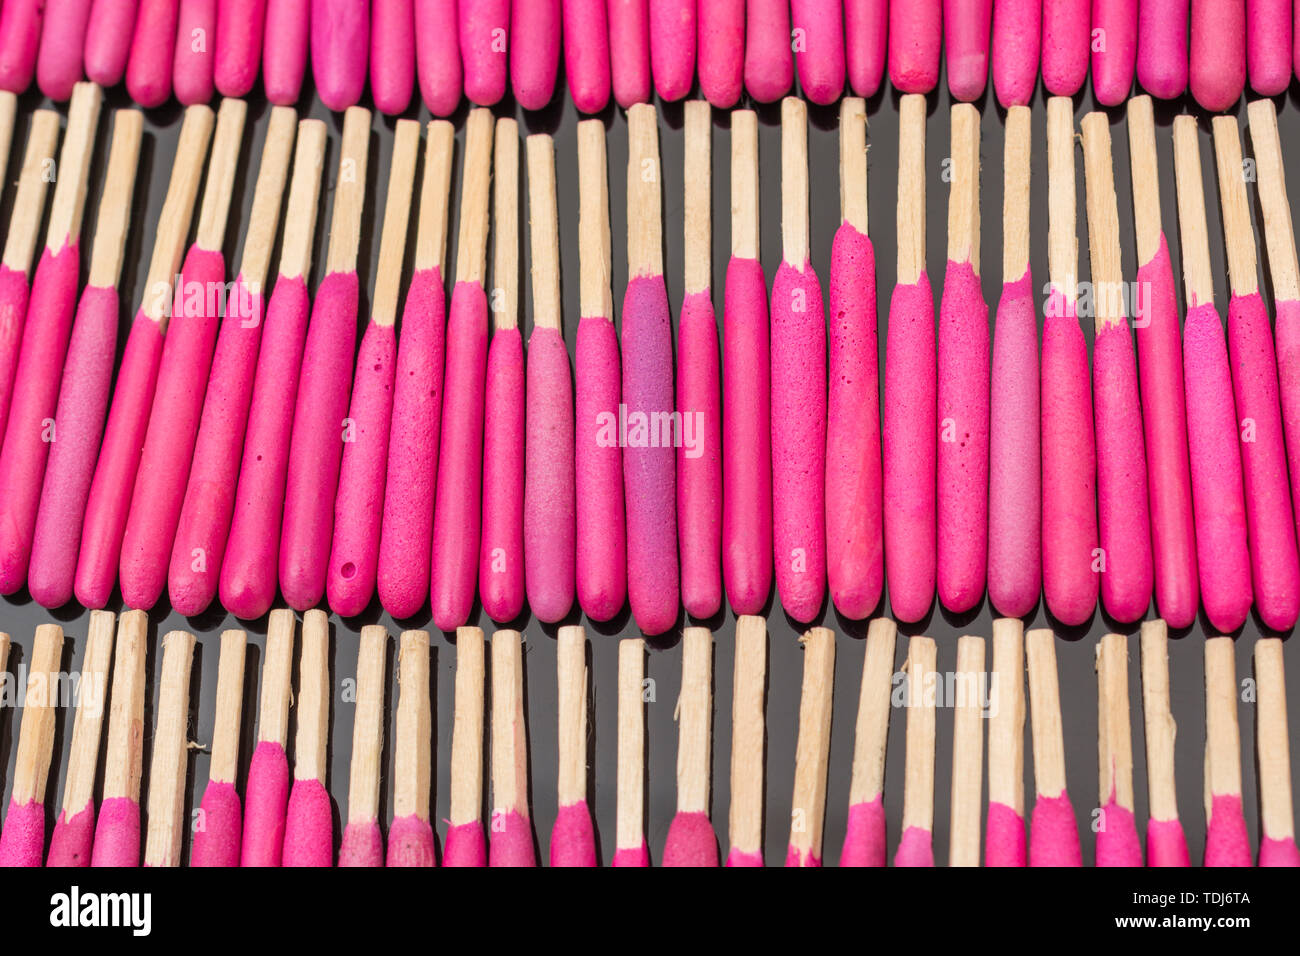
[0,613,1293,866]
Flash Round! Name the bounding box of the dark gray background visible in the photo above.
[0,58,1296,866]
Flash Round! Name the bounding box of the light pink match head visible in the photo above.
[892,825,933,867]
[488,810,536,867]
[339,820,385,867]
[387,814,436,866]
[443,821,487,867]
[47,801,96,867]
[612,842,650,867]
[190,781,242,866]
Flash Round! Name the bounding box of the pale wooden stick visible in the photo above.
[676,626,712,814]
[1047,96,1077,297]
[1003,106,1031,284]
[194,97,248,255]
[527,133,563,331]
[950,635,986,866]
[947,102,980,273]
[454,108,494,286]
[413,120,455,274]
[393,630,432,822]
[44,82,102,253]
[1204,636,1243,804]
[627,102,662,278]
[1080,112,1127,330]
[59,611,115,818]
[616,637,646,851]
[683,100,711,294]
[848,617,897,806]
[0,91,15,191]
[235,105,296,292]
[449,626,485,827]
[257,609,295,747]
[730,109,759,260]
[1026,628,1068,799]
[141,105,214,323]
[988,618,1025,816]
[323,106,370,276]
[292,609,330,785]
[1247,98,1300,303]
[87,110,144,289]
[372,119,420,327]
[728,615,766,856]
[207,630,246,786]
[102,611,148,802]
[556,625,587,807]
[840,97,867,234]
[491,629,530,820]
[788,627,835,864]
[1126,95,1163,268]
[1212,115,1259,297]
[1,110,60,273]
[0,632,8,680]
[900,635,937,834]
[346,625,387,824]
[897,93,926,284]
[275,119,326,282]
[1172,115,1216,308]
[781,96,809,268]
[577,119,612,319]
[10,624,65,804]
[143,630,196,867]
[1096,633,1135,810]
[1140,620,1179,822]
[1255,638,1295,841]
[493,118,518,332]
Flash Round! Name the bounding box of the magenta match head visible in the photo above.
[1136,0,1188,97]
[460,0,509,105]
[675,290,721,620]
[240,740,289,866]
[442,820,487,866]
[1246,0,1292,95]
[0,799,46,866]
[1204,793,1252,866]
[214,0,268,96]
[84,0,138,86]
[1095,798,1143,866]
[370,0,415,114]
[1090,0,1137,106]
[416,0,463,115]
[992,0,1041,107]
[172,0,217,105]
[662,811,718,867]
[724,847,763,867]
[611,841,650,867]
[944,0,993,101]
[845,0,888,97]
[281,778,333,866]
[1028,791,1082,866]
[792,0,845,105]
[888,0,942,93]
[263,0,309,104]
[91,796,142,867]
[488,809,536,867]
[47,802,96,867]
[0,0,45,92]
[548,802,597,867]
[1190,0,1245,111]
[36,0,94,100]
[339,820,385,867]
[1145,817,1190,867]
[0,264,34,439]
[743,0,793,101]
[984,801,1027,866]
[190,781,242,866]
[839,797,887,867]
[479,326,525,624]
[1041,0,1090,95]
[648,0,696,102]
[892,825,933,867]
[125,0,179,107]
[311,0,368,110]
[1260,837,1300,867]
[510,0,560,110]
[387,814,437,866]
[697,0,742,107]
[609,0,651,105]
[524,325,576,623]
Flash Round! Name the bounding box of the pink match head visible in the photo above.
[91,796,142,867]
[240,741,290,866]
[1145,817,1191,867]
[839,797,888,867]
[46,801,96,867]
[662,811,719,867]
[443,821,487,867]
[338,820,385,867]
[548,802,598,867]
[724,847,763,867]
[190,781,243,866]
[1204,794,1252,867]
[0,799,46,866]
[488,809,536,867]
[985,801,1028,867]
[387,814,437,866]
[281,778,334,867]
[1028,792,1083,866]
[1259,836,1300,867]
[1095,798,1143,866]
[892,826,934,867]
[611,842,650,867]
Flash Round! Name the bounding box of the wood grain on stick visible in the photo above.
[1255,638,1295,841]
[528,133,563,331]
[256,609,295,747]
[897,93,926,284]
[1247,99,1300,303]
[1026,628,1068,798]
[44,82,102,252]
[616,637,645,850]
[1204,636,1243,801]
[729,615,766,856]
[556,625,587,807]
[195,98,248,254]
[372,119,420,327]
[730,109,759,260]
[950,635,986,866]
[577,119,612,319]
[346,625,387,824]
[848,617,896,806]
[676,627,712,814]
[1080,112,1126,329]
[143,630,196,867]
[491,629,530,818]
[87,110,144,289]
[1,110,60,272]
[900,635,937,833]
[781,96,809,267]
[1140,620,1179,822]
[683,100,711,295]
[840,97,867,235]
[10,623,64,804]
[102,610,148,801]
[1097,632,1135,811]
[293,609,330,785]
[1126,95,1162,265]
[276,119,326,282]
[234,106,295,290]
[1171,116,1215,308]
[208,630,246,785]
[323,106,370,276]
[393,630,432,822]
[449,626,485,827]
[947,103,980,271]
[59,611,115,818]
[0,91,15,189]
[414,121,455,274]
[788,627,835,862]
[988,618,1025,815]
[493,118,518,332]
[1003,106,1031,284]
[626,103,662,278]
[1212,115,1259,297]
[1047,97,1077,297]
[454,108,494,286]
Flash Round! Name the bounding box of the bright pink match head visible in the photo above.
[240,741,290,867]
[1028,791,1083,866]
[339,820,385,867]
[386,814,436,867]
[46,801,96,867]
[662,811,719,867]
[548,802,597,867]
[0,799,46,866]
[91,796,141,867]
[839,797,887,867]
[985,801,1028,867]
[488,810,536,867]
[281,778,333,867]
[443,820,487,867]
[190,781,242,867]
[1204,793,1252,867]
[1145,817,1190,867]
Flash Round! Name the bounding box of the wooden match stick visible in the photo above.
[550,625,596,866]
[0,624,64,865]
[338,625,389,866]
[947,103,980,272]
[490,629,534,866]
[281,608,332,866]
[1255,638,1300,864]
[894,634,936,867]
[0,91,15,188]
[46,610,115,866]
[239,608,296,866]
[1246,99,1299,304]
[727,615,767,866]
[1204,636,1252,865]
[896,94,925,285]
[1025,627,1083,865]
[389,630,434,867]
[578,119,613,321]
[325,116,420,617]
[479,117,523,625]
[1096,632,1142,865]
[663,626,717,865]
[1079,110,1127,322]
[841,617,896,867]
[1002,106,1030,286]
[615,637,649,865]
[1139,619,1190,865]
[949,635,986,867]
[86,110,145,294]
[840,96,867,235]
[1172,117,1216,310]
[40,83,102,260]
[786,627,835,867]
[445,626,487,866]
[1046,97,1076,298]
[986,618,1026,866]
[143,630,197,867]
[74,104,213,611]
[1213,116,1259,300]
[91,610,148,866]
[190,629,248,866]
